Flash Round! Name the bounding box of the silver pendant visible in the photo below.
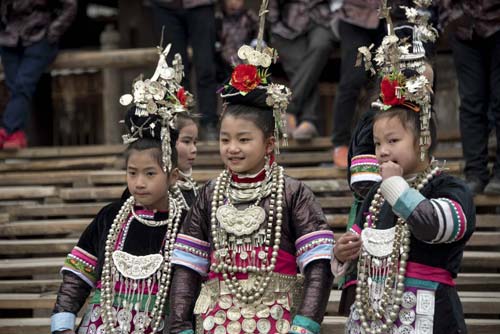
[216,204,266,236]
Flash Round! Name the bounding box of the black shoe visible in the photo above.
[465,176,486,195]
[484,177,500,195]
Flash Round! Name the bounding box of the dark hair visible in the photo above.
[175,113,198,132]
[124,130,179,171]
[373,106,438,156]
[220,103,275,138]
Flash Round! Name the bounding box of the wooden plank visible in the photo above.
[474,194,500,207]
[0,257,63,277]
[5,202,108,218]
[0,293,58,309]
[0,145,124,160]
[462,251,500,268]
[0,279,61,293]
[0,239,77,255]
[0,156,122,172]
[0,212,9,224]
[455,273,500,290]
[59,186,124,201]
[0,186,57,200]
[0,219,91,237]
[0,138,332,160]
[318,197,354,209]
[0,317,83,334]
[0,170,99,186]
[467,232,500,247]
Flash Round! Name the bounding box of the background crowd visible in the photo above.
[0,0,499,194]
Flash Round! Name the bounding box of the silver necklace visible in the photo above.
[210,163,285,304]
[100,195,182,334]
[356,164,440,334]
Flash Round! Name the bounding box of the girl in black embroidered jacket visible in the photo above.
[332,106,475,333]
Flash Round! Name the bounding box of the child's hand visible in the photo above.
[334,232,362,263]
[380,161,403,180]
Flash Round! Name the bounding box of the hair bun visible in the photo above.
[222,84,270,110]
[123,107,163,142]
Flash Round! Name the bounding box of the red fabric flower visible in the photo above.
[177,87,186,106]
[230,64,261,92]
[380,77,405,106]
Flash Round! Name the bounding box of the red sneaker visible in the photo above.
[332,145,348,169]
[3,130,27,150]
[0,128,8,148]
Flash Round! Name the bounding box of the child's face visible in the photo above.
[219,115,274,175]
[224,0,244,14]
[126,149,173,211]
[176,121,198,173]
[373,116,425,176]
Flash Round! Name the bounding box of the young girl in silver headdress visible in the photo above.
[167,19,335,333]
[332,2,475,333]
[173,113,199,209]
[51,47,193,334]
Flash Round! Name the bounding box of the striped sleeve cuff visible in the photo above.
[350,155,381,186]
[381,176,426,220]
[51,312,76,333]
[171,234,210,276]
[61,246,97,288]
[295,230,334,273]
[380,176,410,206]
[290,315,321,334]
[430,198,468,243]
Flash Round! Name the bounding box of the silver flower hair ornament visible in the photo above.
[220,0,292,154]
[119,44,194,172]
[356,0,438,161]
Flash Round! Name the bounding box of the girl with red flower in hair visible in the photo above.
[332,3,475,334]
[167,3,335,333]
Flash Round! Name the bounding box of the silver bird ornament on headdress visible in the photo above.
[119,44,194,172]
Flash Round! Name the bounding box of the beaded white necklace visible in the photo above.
[100,195,182,334]
[355,164,440,334]
[210,163,285,304]
[177,170,198,195]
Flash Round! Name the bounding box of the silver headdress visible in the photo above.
[120,44,194,172]
[357,0,438,160]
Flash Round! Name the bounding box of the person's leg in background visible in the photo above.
[484,31,500,194]
[187,5,218,140]
[151,3,190,88]
[0,44,21,146]
[450,32,490,194]
[290,24,336,141]
[271,32,307,137]
[1,38,58,149]
[331,21,380,168]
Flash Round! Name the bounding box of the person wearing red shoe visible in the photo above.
[268,0,337,141]
[0,0,76,149]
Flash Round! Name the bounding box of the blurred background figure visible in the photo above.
[215,0,258,82]
[330,0,384,168]
[150,0,218,140]
[268,0,337,141]
[0,0,77,149]
[444,0,500,195]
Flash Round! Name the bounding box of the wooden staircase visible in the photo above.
[0,137,499,334]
